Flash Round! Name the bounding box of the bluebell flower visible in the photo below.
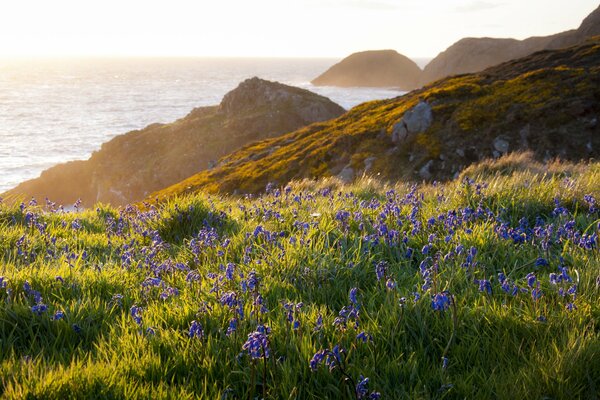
[31,303,48,315]
[375,261,387,281]
[310,349,327,371]
[356,375,370,398]
[130,305,142,326]
[189,320,204,339]
[535,258,549,267]
[476,279,492,294]
[431,292,451,311]
[349,287,359,305]
[356,331,372,343]
[314,314,323,332]
[242,325,270,359]
[52,310,65,320]
[386,278,397,290]
[226,318,237,336]
[526,273,537,289]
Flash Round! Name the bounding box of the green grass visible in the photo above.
[0,157,599,399]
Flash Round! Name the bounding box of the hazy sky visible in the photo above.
[0,0,597,58]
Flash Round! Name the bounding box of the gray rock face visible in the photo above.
[220,77,345,125]
[337,166,355,183]
[364,157,377,172]
[493,137,510,154]
[391,101,433,143]
[419,160,434,180]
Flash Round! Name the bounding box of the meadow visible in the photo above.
[0,154,598,399]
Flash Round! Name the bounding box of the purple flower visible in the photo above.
[314,314,323,332]
[189,320,204,339]
[526,273,537,289]
[31,303,48,315]
[386,278,397,290]
[52,310,65,320]
[242,325,270,359]
[226,318,237,336]
[431,292,451,311]
[310,349,327,371]
[535,258,549,267]
[476,279,492,294]
[442,356,449,370]
[130,305,142,326]
[356,331,372,343]
[349,287,359,305]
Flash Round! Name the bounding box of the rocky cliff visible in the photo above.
[5,78,345,206]
[420,5,600,85]
[152,38,600,199]
[311,50,422,90]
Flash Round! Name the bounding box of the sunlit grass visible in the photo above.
[0,157,598,398]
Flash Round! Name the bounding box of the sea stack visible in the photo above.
[311,50,422,90]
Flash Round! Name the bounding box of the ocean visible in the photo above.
[0,57,417,193]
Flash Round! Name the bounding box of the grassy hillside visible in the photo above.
[153,38,600,200]
[0,155,598,398]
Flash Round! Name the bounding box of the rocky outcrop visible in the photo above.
[311,50,422,90]
[391,101,433,143]
[151,38,600,197]
[421,5,600,85]
[5,78,345,206]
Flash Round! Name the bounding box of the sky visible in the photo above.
[0,0,598,58]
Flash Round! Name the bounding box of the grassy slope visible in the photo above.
[0,154,598,398]
[153,38,600,200]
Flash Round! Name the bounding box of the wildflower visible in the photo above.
[375,261,387,281]
[386,278,397,290]
[130,305,142,326]
[242,325,270,359]
[314,314,323,332]
[442,356,449,370]
[526,273,537,289]
[534,258,549,267]
[349,287,359,305]
[431,292,451,311]
[310,349,327,371]
[356,331,372,343]
[189,320,204,339]
[226,318,237,336]
[476,279,492,294]
[31,303,48,315]
[52,310,65,320]
[356,375,381,399]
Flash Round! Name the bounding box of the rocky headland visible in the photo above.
[309,5,600,88]
[5,78,345,206]
[420,5,600,85]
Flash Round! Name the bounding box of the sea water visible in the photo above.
[0,57,412,192]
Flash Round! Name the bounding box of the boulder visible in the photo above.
[493,137,510,154]
[337,166,354,183]
[391,101,433,143]
[419,160,434,180]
